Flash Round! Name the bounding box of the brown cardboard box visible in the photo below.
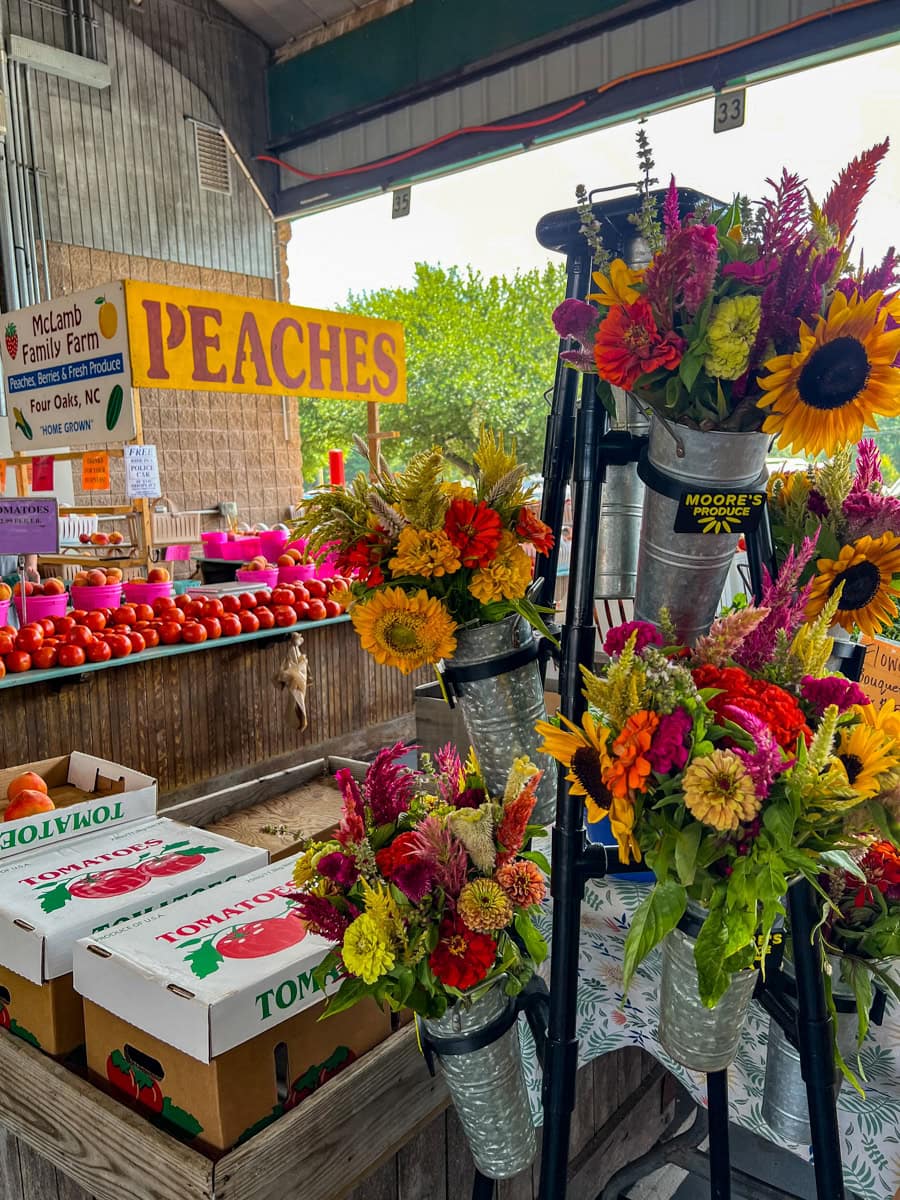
[0,966,83,1056]
[83,994,389,1152]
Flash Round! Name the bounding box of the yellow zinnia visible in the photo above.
[588,258,643,307]
[805,533,900,638]
[468,530,533,604]
[757,290,900,457]
[389,526,461,579]
[682,750,760,832]
[704,295,761,380]
[351,587,457,674]
[342,913,395,984]
[458,879,513,932]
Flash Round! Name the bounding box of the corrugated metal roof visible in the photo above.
[216,0,368,48]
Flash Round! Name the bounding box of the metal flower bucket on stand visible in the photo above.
[634,415,771,644]
[419,978,537,1180]
[595,390,649,601]
[658,904,759,1072]
[440,614,558,824]
[762,956,859,1143]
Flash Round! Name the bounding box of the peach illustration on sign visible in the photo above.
[96,296,118,339]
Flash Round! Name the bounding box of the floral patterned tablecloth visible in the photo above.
[521,876,900,1200]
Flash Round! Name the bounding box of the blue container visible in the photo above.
[585,815,654,882]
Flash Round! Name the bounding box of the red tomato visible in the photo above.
[68,625,95,649]
[112,606,136,626]
[182,621,207,644]
[133,620,150,630]
[144,852,206,877]
[201,599,225,620]
[142,628,160,648]
[238,592,257,610]
[153,596,176,614]
[200,617,222,640]
[42,637,59,647]
[175,595,192,612]
[68,866,150,899]
[167,607,186,625]
[273,605,296,628]
[37,618,56,637]
[294,600,310,619]
[306,579,327,600]
[15,626,44,654]
[217,916,306,959]
[106,634,132,658]
[0,624,15,638]
[254,590,272,607]
[0,632,15,656]
[271,586,294,607]
[293,584,310,604]
[70,609,89,624]
[0,659,5,681]
[221,593,242,614]
[324,599,342,619]
[182,600,204,620]
[84,610,107,633]
[127,632,147,654]
[330,577,350,593]
[159,622,183,645]
[32,645,59,670]
[307,599,327,621]
[58,644,86,668]
[239,610,260,634]
[134,603,155,623]
[220,613,242,637]
[86,639,112,663]
[254,606,275,630]
[5,650,31,672]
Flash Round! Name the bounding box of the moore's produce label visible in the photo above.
[74,855,336,1061]
[0,816,266,983]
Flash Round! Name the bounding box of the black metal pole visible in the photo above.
[539,377,607,1199]
[706,1071,731,1200]
[472,1171,495,1200]
[787,880,845,1200]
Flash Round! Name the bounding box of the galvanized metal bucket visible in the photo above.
[422,979,537,1180]
[658,907,759,1072]
[633,417,770,644]
[595,390,649,600]
[762,957,858,1144]
[447,616,557,824]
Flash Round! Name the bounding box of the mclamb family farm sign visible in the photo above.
[2,281,406,452]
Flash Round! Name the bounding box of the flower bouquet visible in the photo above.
[537,556,900,1071]
[768,439,900,638]
[294,430,560,820]
[552,137,900,641]
[291,744,548,1178]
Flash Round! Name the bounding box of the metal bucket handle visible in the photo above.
[628,395,686,458]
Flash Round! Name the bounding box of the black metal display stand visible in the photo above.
[470,195,860,1200]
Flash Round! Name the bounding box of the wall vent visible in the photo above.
[194,123,231,195]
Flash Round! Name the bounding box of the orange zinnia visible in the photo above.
[594,299,685,390]
[516,507,555,555]
[604,710,660,799]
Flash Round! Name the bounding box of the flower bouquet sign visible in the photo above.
[291,745,548,1179]
[553,138,900,642]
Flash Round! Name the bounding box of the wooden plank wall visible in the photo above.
[4,0,275,278]
[0,623,425,795]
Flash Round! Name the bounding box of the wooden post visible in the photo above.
[131,388,154,571]
[366,401,399,480]
[13,455,29,497]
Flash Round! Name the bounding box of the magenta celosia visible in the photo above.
[836,248,900,302]
[407,815,468,898]
[335,768,365,847]
[851,439,885,493]
[646,708,692,774]
[721,704,787,800]
[643,223,719,322]
[662,175,680,239]
[553,298,599,343]
[316,850,359,887]
[433,742,464,805]
[800,675,870,718]
[843,491,900,540]
[734,535,819,672]
[604,620,664,658]
[290,894,356,942]
[365,743,418,825]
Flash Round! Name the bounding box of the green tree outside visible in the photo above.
[297,261,567,483]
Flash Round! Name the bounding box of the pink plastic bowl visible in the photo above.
[14,593,68,622]
[236,568,279,588]
[278,563,316,584]
[220,537,263,560]
[201,531,227,550]
[286,538,308,555]
[123,582,174,605]
[69,584,123,611]
[259,530,289,559]
[0,600,9,625]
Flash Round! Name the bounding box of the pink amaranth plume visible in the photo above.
[662,175,681,239]
[407,815,469,899]
[290,893,357,942]
[822,140,890,246]
[843,491,900,541]
[433,742,463,804]
[757,170,809,257]
[335,767,365,847]
[851,439,884,493]
[364,743,419,825]
[721,704,788,800]
[643,224,720,324]
[836,248,900,302]
[733,535,819,672]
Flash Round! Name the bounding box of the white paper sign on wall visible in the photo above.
[124,443,161,499]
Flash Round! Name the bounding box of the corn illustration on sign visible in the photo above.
[1,283,135,452]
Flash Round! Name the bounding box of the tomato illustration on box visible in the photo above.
[0,816,266,1057]
[74,854,391,1152]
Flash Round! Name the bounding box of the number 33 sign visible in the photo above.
[714,88,746,133]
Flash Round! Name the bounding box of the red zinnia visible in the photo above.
[338,532,387,587]
[428,915,497,990]
[443,499,503,567]
[852,840,900,907]
[516,507,555,555]
[594,298,685,390]
[691,664,810,751]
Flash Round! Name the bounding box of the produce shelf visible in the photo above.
[0,615,350,691]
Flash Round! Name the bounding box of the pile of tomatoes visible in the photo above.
[0,577,350,677]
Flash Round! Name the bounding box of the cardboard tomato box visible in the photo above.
[74,855,391,1152]
[0,752,157,860]
[0,816,266,1056]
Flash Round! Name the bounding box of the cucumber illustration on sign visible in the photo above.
[105,384,124,431]
[106,1047,202,1137]
[177,908,306,979]
[5,323,17,358]
[33,840,221,913]
[12,406,32,440]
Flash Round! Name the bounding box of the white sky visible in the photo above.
[288,43,900,309]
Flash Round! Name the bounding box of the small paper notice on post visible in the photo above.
[81,451,110,492]
[124,444,161,499]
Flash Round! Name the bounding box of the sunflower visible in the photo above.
[350,587,457,674]
[835,721,900,801]
[805,533,900,637]
[757,290,900,457]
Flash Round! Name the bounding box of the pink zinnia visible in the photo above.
[316,851,359,888]
[604,620,664,658]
